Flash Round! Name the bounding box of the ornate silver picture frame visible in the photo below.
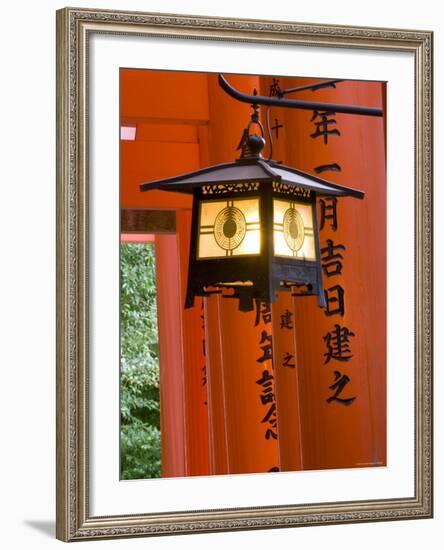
[56,7,433,541]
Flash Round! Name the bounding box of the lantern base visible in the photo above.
[184,259,325,311]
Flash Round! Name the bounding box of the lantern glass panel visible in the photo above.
[197,197,261,259]
[273,198,316,260]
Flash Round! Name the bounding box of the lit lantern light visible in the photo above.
[140,106,364,312]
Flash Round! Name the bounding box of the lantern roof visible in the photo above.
[140,158,364,199]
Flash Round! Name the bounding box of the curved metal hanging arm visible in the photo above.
[280,79,343,95]
[218,74,383,117]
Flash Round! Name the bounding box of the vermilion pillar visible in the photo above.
[271,294,303,471]
[259,76,304,471]
[155,234,186,477]
[282,77,387,470]
[204,294,229,475]
[204,74,280,474]
[176,210,211,476]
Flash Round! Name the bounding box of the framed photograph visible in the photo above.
[56,7,433,541]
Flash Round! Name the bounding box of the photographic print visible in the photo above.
[56,7,432,541]
[119,69,387,479]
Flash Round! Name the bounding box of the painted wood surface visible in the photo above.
[120,69,386,477]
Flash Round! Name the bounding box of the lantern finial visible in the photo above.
[236,104,266,160]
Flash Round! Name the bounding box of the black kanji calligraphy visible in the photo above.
[324,285,345,316]
[319,197,338,231]
[256,369,274,386]
[310,110,341,144]
[280,309,293,330]
[282,352,296,369]
[257,330,273,363]
[321,239,346,277]
[254,300,272,326]
[326,370,356,405]
[256,370,278,440]
[269,78,282,97]
[271,118,283,139]
[260,389,275,405]
[261,402,277,426]
[323,324,355,364]
[315,163,342,174]
[265,428,278,440]
[200,300,207,391]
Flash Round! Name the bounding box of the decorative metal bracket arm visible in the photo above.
[218,74,383,117]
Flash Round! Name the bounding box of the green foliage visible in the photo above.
[120,243,161,479]
[121,420,161,480]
